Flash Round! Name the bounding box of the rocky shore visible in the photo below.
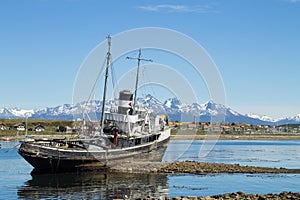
[132,191,300,200]
[100,161,300,200]
[158,161,300,174]
[102,161,300,174]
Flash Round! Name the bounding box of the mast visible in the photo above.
[126,48,152,109]
[100,35,111,133]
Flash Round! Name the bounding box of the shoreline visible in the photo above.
[171,134,300,140]
[1,134,300,141]
[133,192,300,200]
[0,134,74,141]
[95,161,300,174]
[84,161,300,199]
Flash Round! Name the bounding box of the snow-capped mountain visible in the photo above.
[164,98,183,110]
[245,114,276,123]
[0,108,34,119]
[137,94,165,114]
[289,114,300,122]
[276,114,300,125]
[0,95,299,125]
[0,108,18,119]
[31,104,77,120]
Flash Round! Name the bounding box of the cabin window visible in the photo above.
[135,138,141,145]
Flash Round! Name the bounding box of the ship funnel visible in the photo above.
[118,90,133,114]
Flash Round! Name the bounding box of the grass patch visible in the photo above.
[0,119,75,137]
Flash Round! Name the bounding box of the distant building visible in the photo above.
[187,123,197,129]
[56,126,75,133]
[56,126,67,132]
[0,123,9,130]
[14,123,26,131]
[203,124,211,131]
[35,124,45,132]
[222,125,231,131]
[233,126,244,131]
[66,126,74,133]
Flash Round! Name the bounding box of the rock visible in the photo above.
[172,197,181,200]
[203,197,215,200]
[237,190,244,195]
[229,192,238,198]
[187,196,197,200]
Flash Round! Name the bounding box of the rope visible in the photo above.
[81,56,107,121]
[4,143,20,153]
[110,56,116,90]
[86,56,107,103]
[141,63,157,109]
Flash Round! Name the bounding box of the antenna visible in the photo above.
[126,48,153,109]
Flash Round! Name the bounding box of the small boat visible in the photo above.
[18,36,171,173]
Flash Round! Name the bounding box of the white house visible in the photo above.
[35,124,45,132]
[14,124,26,131]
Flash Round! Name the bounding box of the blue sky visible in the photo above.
[0,0,299,119]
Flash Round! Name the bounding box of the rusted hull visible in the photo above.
[19,137,170,174]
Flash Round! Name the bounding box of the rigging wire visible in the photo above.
[142,63,157,109]
[140,64,148,99]
[82,56,107,121]
[4,143,20,153]
[86,56,107,103]
[109,55,118,99]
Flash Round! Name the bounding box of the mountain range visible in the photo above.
[1,94,299,125]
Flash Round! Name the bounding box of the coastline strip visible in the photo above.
[2,134,300,141]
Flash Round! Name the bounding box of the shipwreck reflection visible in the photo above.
[18,172,169,199]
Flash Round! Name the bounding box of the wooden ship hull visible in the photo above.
[19,129,170,173]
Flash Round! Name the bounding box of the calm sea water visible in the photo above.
[164,140,300,168]
[0,140,299,199]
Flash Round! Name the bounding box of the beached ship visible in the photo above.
[18,36,170,173]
